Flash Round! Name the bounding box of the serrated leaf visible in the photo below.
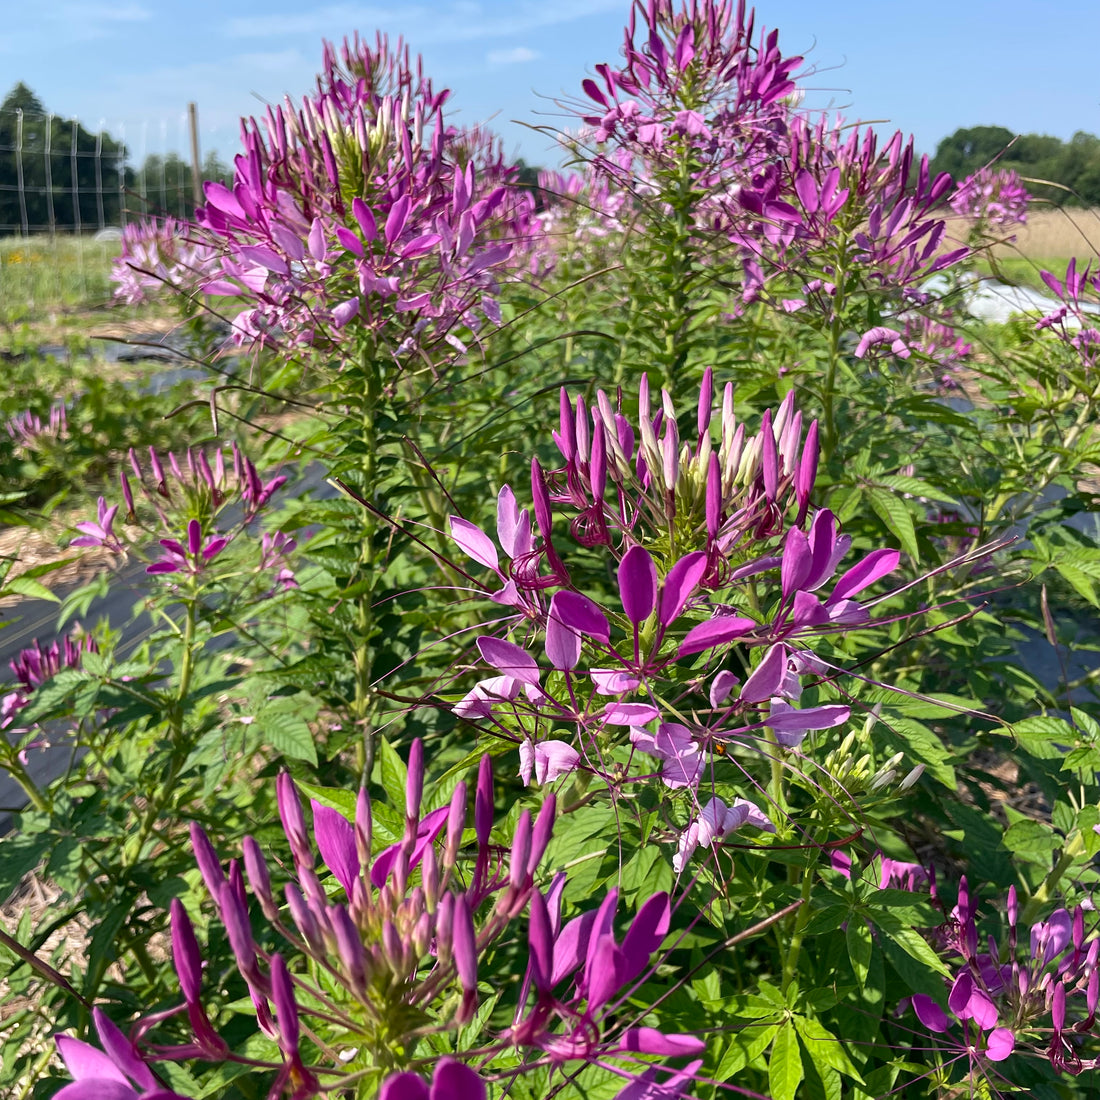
[1054,562,1099,606]
[768,1022,803,1100]
[375,737,408,809]
[294,782,358,819]
[873,911,951,978]
[1002,819,1061,854]
[715,1024,779,1079]
[876,475,957,505]
[868,488,919,564]
[846,918,872,988]
[258,707,317,766]
[793,1016,864,1082]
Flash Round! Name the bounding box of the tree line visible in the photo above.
[930,124,1100,207]
[0,83,232,235]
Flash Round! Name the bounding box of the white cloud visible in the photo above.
[487,47,537,66]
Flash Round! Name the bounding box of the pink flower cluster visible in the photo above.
[54,742,702,1098]
[112,217,221,305]
[950,167,1030,228]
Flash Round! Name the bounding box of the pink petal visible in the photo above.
[618,545,658,625]
[985,1027,1016,1061]
[55,1036,130,1085]
[678,616,755,657]
[476,637,540,687]
[830,548,900,603]
[741,644,788,703]
[658,551,708,626]
[448,517,499,573]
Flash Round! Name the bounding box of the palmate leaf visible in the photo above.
[714,1023,779,1079]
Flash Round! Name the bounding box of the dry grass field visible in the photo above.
[992,205,1100,262]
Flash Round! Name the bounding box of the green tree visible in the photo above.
[134,149,233,220]
[930,123,1100,207]
[0,82,130,234]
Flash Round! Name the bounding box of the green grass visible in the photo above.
[973,253,1066,293]
[0,234,119,323]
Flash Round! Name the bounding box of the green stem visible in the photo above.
[352,340,380,784]
[1,749,48,813]
[781,865,817,992]
[1021,832,1085,925]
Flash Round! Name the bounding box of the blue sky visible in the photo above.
[5,1,1099,169]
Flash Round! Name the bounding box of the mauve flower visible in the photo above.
[519,739,581,785]
[673,796,774,872]
[72,497,124,552]
[54,1008,191,1100]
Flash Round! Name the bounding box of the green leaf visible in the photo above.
[3,575,59,602]
[1002,819,1061,855]
[867,487,919,564]
[876,475,957,505]
[715,1024,779,1079]
[1054,562,1099,606]
[296,782,357,819]
[768,1021,804,1100]
[846,917,873,988]
[793,1016,864,1082]
[376,737,408,809]
[1013,715,1076,760]
[258,702,318,766]
[873,911,951,978]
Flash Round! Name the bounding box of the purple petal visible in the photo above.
[587,940,627,1009]
[169,899,203,1005]
[311,802,360,897]
[709,670,739,707]
[741,645,788,703]
[659,552,707,626]
[678,616,755,657]
[619,892,669,983]
[186,519,202,557]
[370,806,449,888]
[591,668,641,695]
[617,1028,706,1056]
[781,528,813,599]
[830,548,900,603]
[948,971,974,1017]
[448,517,499,572]
[911,993,949,1033]
[92,1009,157,1091]
[430,1061,486,1100]
[352,197,377,241]
[385,195,411,243]
[475,637,540,686]
[379,1072,430,1100]
[619,545,658,625]
[552,909,597,986]
[55,1036,130,1085]
[553,590,610,642]
[985,1027,1016,1061]
[546,596,582,671]
[270,953,300,1057]
[533,740,580,783]
[768,704,850,732]
[53,1084,138,1100]
[602,703,660,725]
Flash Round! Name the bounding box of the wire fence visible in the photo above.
[0,106,231,313]
[0,107,223,237]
